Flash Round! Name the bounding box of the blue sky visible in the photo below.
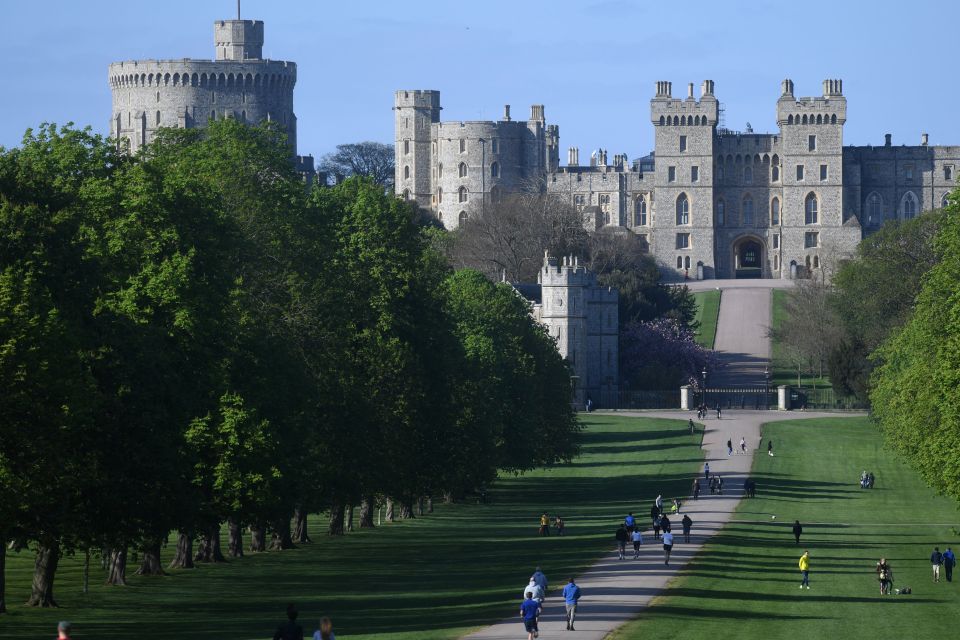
[1,0,957,160]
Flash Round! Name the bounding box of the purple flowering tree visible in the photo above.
[620,318,722,389]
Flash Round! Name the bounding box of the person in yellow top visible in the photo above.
[798,550,810,589]
[539,513,550,536]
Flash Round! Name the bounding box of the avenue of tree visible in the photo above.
[0,122,579,612]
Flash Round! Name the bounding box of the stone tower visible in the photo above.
[539,254,589,407]
[650,80,719,278]
[108,16,300,156]
[776,79,847,276]
[394,90,442,210]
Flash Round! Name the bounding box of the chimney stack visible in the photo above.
[701,79,715,96]
[503,105,511,121]
[921,133,929,146]
[687,83,694,98]
[885,133,892,147]
[781,78,794,96]
[568,147,579,166]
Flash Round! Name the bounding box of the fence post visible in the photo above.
[680,385,692,410]
[778,385,790,411]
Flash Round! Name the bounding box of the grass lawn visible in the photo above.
[610,417,960,640]
[0,415,702,640]
[770,289,830,388]
[692,290,721,349]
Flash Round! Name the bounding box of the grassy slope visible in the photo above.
[611,417,960,640]
[692,290,721,349]
[770,289,829,388]
[0,415,702,640]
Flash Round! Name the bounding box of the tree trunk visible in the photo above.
[26,542,59,607]
[385,498,395,522]
[0,537,6,613]
[136,540,166,576]
[399,499,414,519]
[227,520,244,558]
[328,502,345,536]
[195,526,226,563]
[249,525,266,553]
[269,517,295,551]
[346,504,355,532]
[293,508,311,544]
[359,497,375,528]
[105,548,127,586]
[167,533,194,570]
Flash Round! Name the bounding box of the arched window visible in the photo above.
[438,211,444,222]
[458,186,468,203]
[211,110,216,121]
[458,162,467,178]
[788,114,794,125]
[831,114,837,124]
[774,255,780,270]
[402,189,410,200]
[942,192,951,209]
[459,139,466,153]
[771,197,780,225]
[156,111,161,125]
[743,195,754,226]
[403,165,410,179]
[635,197,647,226]
[802,114,808,124]
[805,255,812,270]
[459,211,468,226]
[673,116,679,126]
[772,165,780,182]
[437,187,443,204]
[490,161,499,178]
[716,200,725,226]
[438,163,443,178]
[684,256,691,269]
[816,114,822,124]
[813,255,820,269]
[659,115,665,125]
[677,256,683,269]
[900,191,918,219]
[676,194,690,225]
[744,165,753,183]
[867,192,882,223]
[805,193,819,224]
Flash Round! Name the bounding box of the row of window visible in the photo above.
[434,186,470,204]
[402,161,502,181]
[786,114,838,125]
[403,139,504,155]
[437,211,470,226]
[659,114,709,126]
[654,193,821,227]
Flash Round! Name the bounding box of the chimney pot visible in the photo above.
[885,133,892,147]
[921,133,929,146]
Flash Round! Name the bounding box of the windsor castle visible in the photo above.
[395,81,960,280]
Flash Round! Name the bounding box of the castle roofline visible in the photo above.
[109,58,295,67]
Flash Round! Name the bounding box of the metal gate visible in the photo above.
[698,386,778,410]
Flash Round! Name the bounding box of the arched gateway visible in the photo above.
[732,236,765,279]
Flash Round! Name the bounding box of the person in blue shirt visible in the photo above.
[519,592,541,640]
[562,577,581,631]
[624,512,636,531]
[943,547,956,582]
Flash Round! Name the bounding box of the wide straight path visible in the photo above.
[710,287,773,386]
[462,409,864,640]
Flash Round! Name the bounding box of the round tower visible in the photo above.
[108,18,298,154]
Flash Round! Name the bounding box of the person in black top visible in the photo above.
[792,520,802,545]
[615,523,628,560]
[660,514,671,533]
[274,604,304,640]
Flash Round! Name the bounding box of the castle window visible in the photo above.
[676,233,691,249]
[458,186,468,203]
[156,111,161,125]
[402,189,410,200]
[804,231,819,248]
[635,197,647,226]
[680,135,687,152]
[437,187,443,204]
[805,255,812,270]
[744,165,753,183]
[942,193,950,208]
[813,255,820,269]
[677,256,683,268]
[771,197,780,225]
[905,164,914,182]
[574,194,586,211]
[945,165,954,181]
[459,162,467,178]
[816,114,822,125]
[820,164,828,181]
[868,192,882,223]
[774,254,780,270]
[438,163,443,178]
[676,194,690,225]
[805,193,818,224]
[691,166,699,182]
[438,211,443,222]
[716,199,725,226]
[742,195,754,226]
[491,161,499,178]
[668,166,676,182]
[796,164,804,181]
[660,115,665,126]
[491,139,499,153]
[717,165,724,179]
[772,164,780,182]
[459,211,468,226]
[684,256,691,269]
[459,139,466,153]
[157,91,160,103]
[788,115,794,125]
[404,140,410,154]
[900,191,918,219]
[773,233,780,249]
[403,165,410,179]
[211,110,216,121]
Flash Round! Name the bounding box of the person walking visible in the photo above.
[615,523,628,560]
[932,547,944,583]
[562,578,581,631]
[693,479,700,501]
[716,405,722,419]
[943,547,956,582]
[689,418,695,434]
[740,436,746,454]
[554,515,565,536]
[716,475,724,495]
[660,513,671,533]
[519,592,541,640]
[792,520,802,545]
[727,438,733,456]
[662,530,674,565]
[652,513,662,541]
[798,551,810,589]
[631,528,644,559]
[532,567,548,594]
[876,558,893,595]
[768,440,774,456]
[274,604,305,640]
[312,617,335,640]
[539,513,551,536]
[523,577,544,604]
[624,512,636,532]
[704,462,710,482]
[681,514,693,543]
[56,622,73,640]
[655,494,663,514]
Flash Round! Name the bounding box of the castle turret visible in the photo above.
[394,90,441,209]
[214,20,263,61]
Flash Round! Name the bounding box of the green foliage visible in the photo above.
[871,203,960,503]
[691,290,721,349]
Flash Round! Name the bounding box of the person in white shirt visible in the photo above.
[522,578,544,603]
[662,530,674,565]
[631,529,644,559]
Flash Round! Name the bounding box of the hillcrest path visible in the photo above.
[463,279,863,640]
